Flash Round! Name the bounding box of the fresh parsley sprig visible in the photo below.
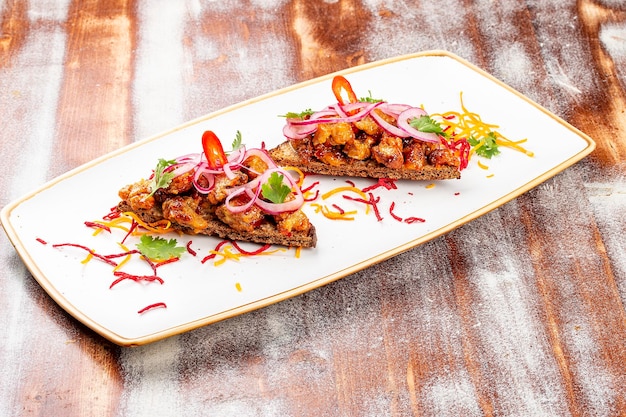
[280,109,314,119]
[147,158,177,198]
[360,90,383,103]
[136,235,186,261]
[230,130,243,153]
[409,115,448,137]
[468,132,501,159]
[261,172,291,204]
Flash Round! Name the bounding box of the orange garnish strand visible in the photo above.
[477,160,489,170]
[122,212,172,233]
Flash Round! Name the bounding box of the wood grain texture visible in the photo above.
[1,1,625,416]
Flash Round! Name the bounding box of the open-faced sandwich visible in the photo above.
[269,75,469,181]
[117,131,317,248]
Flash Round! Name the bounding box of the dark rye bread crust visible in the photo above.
[268,141,461,181]
[117,201,317,248]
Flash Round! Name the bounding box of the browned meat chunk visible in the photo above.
[274,209,312,236]
[313,122,355,146]
[242,155,269,178]
[162,196,208,232]
[371,134,404,169]
[205,171,248,205]
[165,170,194,195]
[403,141,426,170]
[344,135,376,160]
[427,148,459,167]
[314,143,347,166]
[353,115,383,136]
[118,179,157,211]
[215,195,264,232]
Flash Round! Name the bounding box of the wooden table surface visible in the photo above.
[1,1,625,416]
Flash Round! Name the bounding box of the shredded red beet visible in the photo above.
[230,241,272,256]
[137,302,167,314]
[104,249,140,259]
[332,204,345,214]
[389,202,403,222]
[304,189,319,202]
[368,193,383,221]
[109,271,164,289]
[102,206,122,220]
[156,258,179,268]
[404,217,425,224]
[84,221,111,233]
[343,193,382,221]
[52,243,118,267]
[186,240,197,256]
[141,256,158,275]
[361,178,397,193]
[121,220,138,245]
[301,181,319,193]
[201,240,230,263]
[36,238,47,245]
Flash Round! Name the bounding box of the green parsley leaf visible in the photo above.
[231,130,243,152]
[136,235,186,261]
[360,90,383,103]
[409,115,447,136]
[468,132,501,159]
[280,109,314,119]
[147,158,177,198]
[261,172,291,204]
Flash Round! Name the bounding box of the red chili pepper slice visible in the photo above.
[332,75,358,105]
[201,130,227,169]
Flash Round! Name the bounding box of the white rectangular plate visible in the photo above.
[1,51,595,346]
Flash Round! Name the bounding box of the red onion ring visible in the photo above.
[223,167,304,215]
[396,107,440,143]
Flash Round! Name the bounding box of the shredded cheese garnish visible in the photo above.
[284,165,306,187]
[122,212,173,233]
[433,92,534,159]
[81,251,94,264]
[113,243,133,272]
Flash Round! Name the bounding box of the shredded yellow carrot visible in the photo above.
[320,206,357,221]
[321,186,368,200]
[255,248,286,256]
[113,242,133,272]
[322,186,372,215]
[235,282,242,292]
[426,183,435,189]
[295,246,302,258]
[213,248,240,266]
[284,165,306,187]
[433,92,533,159]
[81,252,94,264]
[123,212,173,233]
[310,203,323,213]
[92,216,132,235]
[477,160,489,170]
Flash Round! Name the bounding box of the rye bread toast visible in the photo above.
[117,199,317,248]
[270,75,466,181]
[117,132,317,248]
[269,140,461,181]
